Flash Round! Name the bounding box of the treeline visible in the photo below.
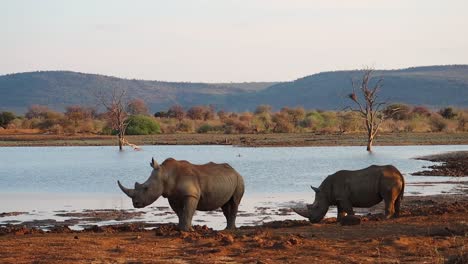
[0,102,467,135]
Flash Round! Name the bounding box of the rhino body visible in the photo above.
[294,165,405,222]
[118,158,245,231]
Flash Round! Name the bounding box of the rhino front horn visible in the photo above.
[118,180,135,198]
[292,206,311,219]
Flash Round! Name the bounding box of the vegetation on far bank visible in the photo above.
[1,102,467,137]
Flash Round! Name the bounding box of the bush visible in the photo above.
[430,114,448,132]
[253,113,273,132]
[0,112,16,128]
[338,112,362,133]
[49,124,64,134]
[301,111,324,130]
[457,112,468,131]
[439,107,457,119]
[101,126,114,135]
[176,120,194,133]
[197,124,223,133]
[126,115,161,135]
[412,106,431,117]
[272,112,294,133]
[384,104,412,120]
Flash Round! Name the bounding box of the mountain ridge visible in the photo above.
[1,65,467,113]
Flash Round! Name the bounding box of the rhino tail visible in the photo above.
[399,172,405,201]
[392,165,405,201]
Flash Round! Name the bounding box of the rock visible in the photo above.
[340,215,361,226]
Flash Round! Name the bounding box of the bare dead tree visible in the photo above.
[347,68,398,152]
[97,88,130,151]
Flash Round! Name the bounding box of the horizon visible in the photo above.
[1,64,467,84]
[2,0,467,82]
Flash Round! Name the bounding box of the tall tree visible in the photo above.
[347,68,397,152]
[97,89,130,151]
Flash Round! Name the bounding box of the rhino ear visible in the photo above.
[310,186,320,193]
[150,157,160,169]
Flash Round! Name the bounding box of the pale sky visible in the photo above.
[1,0,467,82]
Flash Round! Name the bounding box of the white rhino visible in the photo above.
[294,165,405,222]
[118,158,245,231]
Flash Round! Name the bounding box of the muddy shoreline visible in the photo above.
[413,151,468,177]
[1,195,467,263]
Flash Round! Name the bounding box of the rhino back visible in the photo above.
[193,163,243,210]
[326,165,402,207]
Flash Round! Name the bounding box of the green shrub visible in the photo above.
[126,115,161,135]
[301,111,324,130]
[0,112,16,128]
[197,124,223,133]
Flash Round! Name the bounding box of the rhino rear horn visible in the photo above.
[150,157,160,169]
[118,180,135,198]
[310,186,320,193]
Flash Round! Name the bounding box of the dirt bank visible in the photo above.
[1,195,467,263]
[413,151,468,177]
[1,132,468,147]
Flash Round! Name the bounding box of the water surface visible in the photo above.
[0,145,466,229]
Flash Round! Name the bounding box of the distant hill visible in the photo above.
[0,71,276,113]
[1,65,467,114]
[224,65,468,111]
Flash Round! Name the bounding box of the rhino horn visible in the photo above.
[310,186,320,193]
[150,157,160,169]
[292,206,311,218]
[135,181,142,188]
[118,180,135,198]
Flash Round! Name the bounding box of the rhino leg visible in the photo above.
[383,194,397,219]
[222,180,244,230]
[222,197,239,230]
[168,199,183,221]
[179,196,198,231]
[394,195,402,218]
[337,205,347,222]
[337,199,355,217]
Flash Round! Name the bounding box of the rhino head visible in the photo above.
[118,158,165,208]
[293,186,329,223]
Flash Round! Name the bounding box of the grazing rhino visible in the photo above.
[118,158,245,231]
[294,165,405,223]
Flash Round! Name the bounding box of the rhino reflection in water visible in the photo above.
[118,158,245,231]
[294,165,405,223]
